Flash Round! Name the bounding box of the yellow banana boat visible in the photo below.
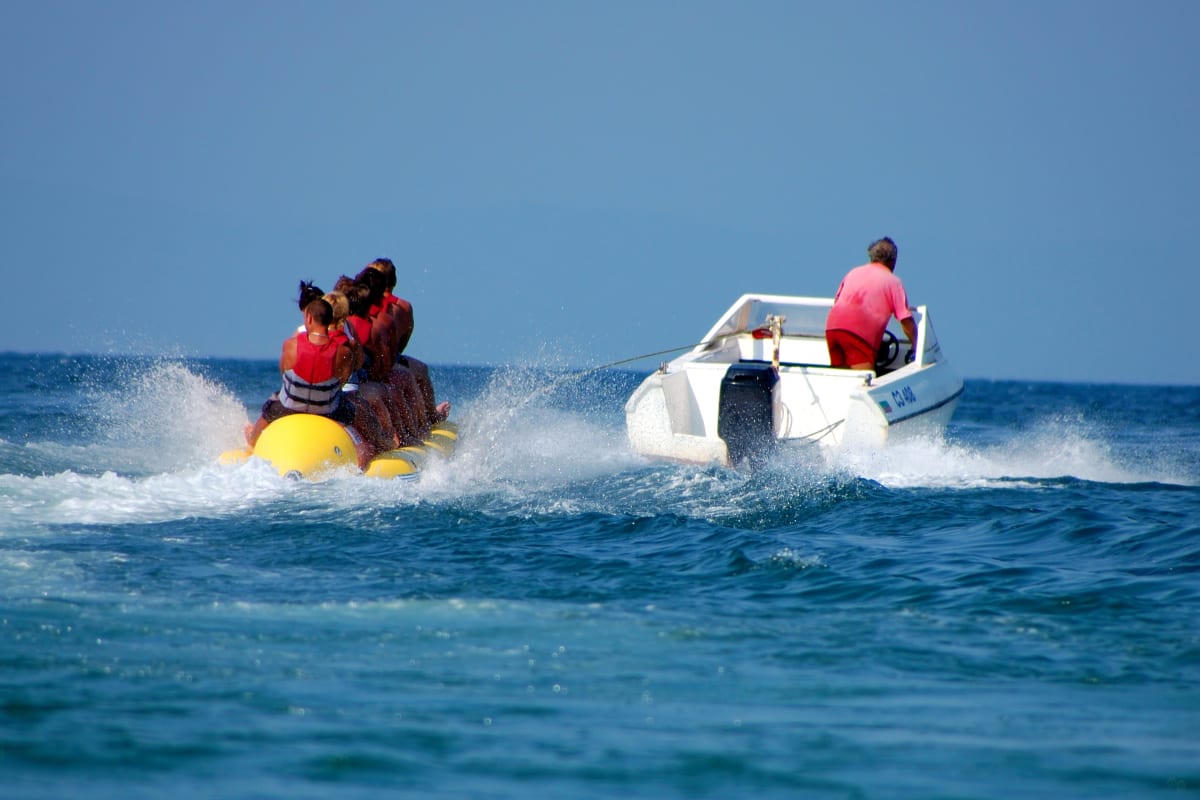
[219,413,458,480]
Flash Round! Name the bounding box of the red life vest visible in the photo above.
[279,332,344,414]
[346,315,372,348]
[291,332,339,383]
[327,326,349,348]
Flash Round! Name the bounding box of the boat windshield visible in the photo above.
[706,296,833,341]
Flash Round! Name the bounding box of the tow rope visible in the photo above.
[572,340,709,379]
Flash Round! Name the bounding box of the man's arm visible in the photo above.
[901,317,918,351]
[392,299,414,355]
[334,343,355,383]
[278,338,297,374]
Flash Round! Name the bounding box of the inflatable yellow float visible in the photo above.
[220,413,458,480]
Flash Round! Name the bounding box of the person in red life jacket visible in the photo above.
[364,258,450,424]
[332,278,372,381]
[292,281,353,353]
[353,268,434,443]
[360,260,429,429]
[243,296,389,469]
[825,236,918,370]
[333,276,414,447]
[354,267,398,380]
[365,258,415,354]
[323,291,352,348]
[322,289,370,388]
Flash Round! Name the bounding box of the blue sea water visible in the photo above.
[1,352,1197,799]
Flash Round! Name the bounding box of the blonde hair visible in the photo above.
[323,291,349,329]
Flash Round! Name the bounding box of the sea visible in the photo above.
[1,352,1197,800]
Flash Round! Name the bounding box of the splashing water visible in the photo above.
[827,412,1193,489]
[423,364,643,494]
[88,360,251,474]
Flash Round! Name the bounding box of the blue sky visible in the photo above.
[2,0,1196,385]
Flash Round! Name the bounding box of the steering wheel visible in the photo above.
[875,330,899,370]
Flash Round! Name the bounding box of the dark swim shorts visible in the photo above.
[261,394,357,426]
[825,329,876,368]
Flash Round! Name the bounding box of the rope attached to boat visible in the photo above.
[776,398,843,445]
[572,340,710,379]
[798,419,844,443]
[500,340,712,416]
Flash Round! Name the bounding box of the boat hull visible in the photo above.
[625,362,962,465]
[841,360,964,449]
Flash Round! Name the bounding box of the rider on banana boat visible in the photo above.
[244,293,389,469]
[352,267,432,438]
[332,276,413,448]
[322,288,371,394]
[363,258,450,423]
[328,280,427,443]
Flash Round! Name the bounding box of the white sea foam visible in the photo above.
[0,460,295,531]
[825,413,1190,488]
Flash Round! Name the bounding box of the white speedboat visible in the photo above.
[625,293,963,466]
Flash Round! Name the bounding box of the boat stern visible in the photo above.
[625,370,729,465]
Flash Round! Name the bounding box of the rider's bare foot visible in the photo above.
[436,401,451,421]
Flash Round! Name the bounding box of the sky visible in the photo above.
[1,0,1197,385]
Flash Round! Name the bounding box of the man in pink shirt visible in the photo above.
[825,237,917,370]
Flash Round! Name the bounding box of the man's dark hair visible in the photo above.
[336,277,372,317]
[868,237,898,269]
[303,298,333,326]
[368,258,397,290]
[355,267,386,306]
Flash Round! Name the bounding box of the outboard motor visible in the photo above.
[717,363,778,467]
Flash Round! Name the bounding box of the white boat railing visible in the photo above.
[693,293,940,374]
[696,294,835,350]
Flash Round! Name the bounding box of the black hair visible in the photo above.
[338,278,372,317]
[354,267,386,306]
[298,280,324,311]
[368,258,397,290]
[303,298,333,326]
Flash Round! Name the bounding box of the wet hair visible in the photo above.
[367,258,397,290]
[323,291,349,328]
[354,267,386,307]
[304,298,333,326]
[298,280,324,311]
[867,237,898,269]
[336,277,372,317]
